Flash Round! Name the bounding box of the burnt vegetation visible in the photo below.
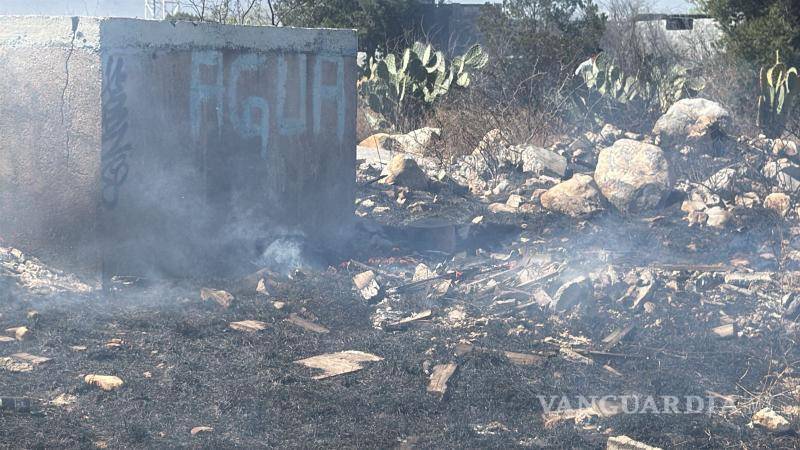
[6,0,800,449]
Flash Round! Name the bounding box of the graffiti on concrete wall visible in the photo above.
[190,51,346,159]
[101,55,132,209]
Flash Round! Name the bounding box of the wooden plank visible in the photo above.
[427,363,457,396]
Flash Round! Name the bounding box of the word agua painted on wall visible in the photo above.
[189,51,346,159]
[100,55,133,209]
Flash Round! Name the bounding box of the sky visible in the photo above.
[0,0,695,17]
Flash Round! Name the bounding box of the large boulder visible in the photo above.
[653,98,731,151]
[540,174,605,218]
[359,127,441,156]
[381,155,430,190]
[594,139,673,214]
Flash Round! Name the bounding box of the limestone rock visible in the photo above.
[551,276,593,311]
[599,123,623,144]
[359,127,441,156]
[764,192,791,217]
[751,407,791,432]
[382,155,430,190]
[705,206,732,228]
[594,139,673,214]
[540,174,605,218]
[85,375,124,391]
[653,98,731,151]
[519,145,568,178]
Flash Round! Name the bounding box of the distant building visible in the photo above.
[632,13,722,59]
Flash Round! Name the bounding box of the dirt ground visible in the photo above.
[2,199,800,449]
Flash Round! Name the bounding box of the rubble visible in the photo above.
[764,192,791,217]
[540,174,606,218]
[359,127,441,156]
[551,276,593,311]
[381,155,431,190]
[84,375,124,391]
[427,363,457,396]
[295,351,383,380]
[200,288,234,308]
[594,139,673,214]
[607,435,662,450]
[353,270,381,301]
[229,320,269,332]
[750,407,791,432]
[190,426,214,436]
[653,98,731,151]
[285,314,330,334]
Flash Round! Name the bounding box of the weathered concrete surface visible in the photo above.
[0,16,357,280]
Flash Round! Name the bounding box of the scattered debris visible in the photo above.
[427,363,457,396]
[712,323,736,339]
[190,426,214,436]
[353,270,381,302]
[385,309,432,330]
[750,407,791,432]
[6,326,28,341]
[200,288,234,308]
[551,276,593,311]
[84,375,124,391]
[229,320,269,333]
[285,314,329,334]
[295,351,383,380]
[607,435,663,450]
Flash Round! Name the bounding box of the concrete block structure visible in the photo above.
[0,17,357,280]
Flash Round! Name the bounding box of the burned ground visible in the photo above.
[2,201,800,449]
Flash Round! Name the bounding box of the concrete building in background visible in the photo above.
[0,16,357,280]
[634,14,722,59]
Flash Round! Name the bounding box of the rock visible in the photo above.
[519,145,568,178]
[685,210,708,226]
[705,206,732,228]
[751,407,791,432]
[705,167,737,194]
[735,192,760,208]
[763,160,800,192]
[353,270,381,301]
[551,276,593,311]
[653,98,731,151]
[594,139,673,214]
[191,426,214,436]
[381,155,430,190]
[599,124,623,144]
[84,375,124,391]
[540,174,605,218]
[764,193,791,217]
[772,139,798,157]
[506,194,524,208]
[358,127,441,156]
[412,263,436,282]
[681,199,706,213]
[607,435,662,450]
[200,288,234,308]
[488,202,518,214]
[229,320,268,332]
[294,350,383,380]
[5,326,28,341]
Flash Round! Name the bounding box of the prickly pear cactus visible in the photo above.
[359,42,488,129]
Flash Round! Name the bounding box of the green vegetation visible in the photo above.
[359,42,489,129]
[757,51,800,138]
[698,0,800,67]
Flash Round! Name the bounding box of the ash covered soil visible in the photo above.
[6,109,800,448]
[2,212,800,449]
